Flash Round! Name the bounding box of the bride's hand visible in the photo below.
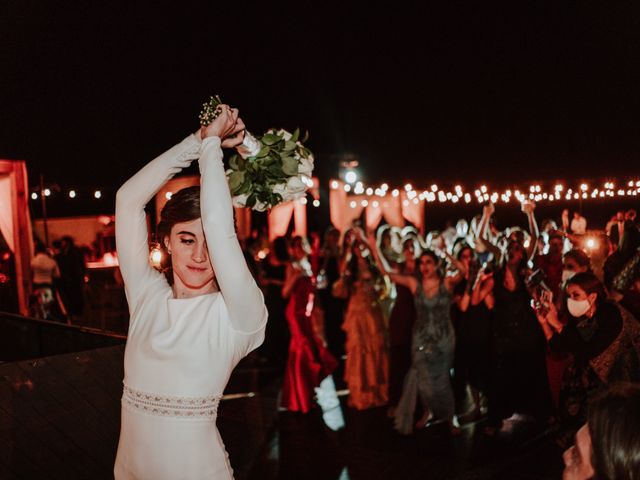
[221,117,245,149]
[200,105,244,147]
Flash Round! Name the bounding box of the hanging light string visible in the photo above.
[330,179,640,208]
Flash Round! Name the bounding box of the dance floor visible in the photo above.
[251,388,565,480]
[0,344,564,479]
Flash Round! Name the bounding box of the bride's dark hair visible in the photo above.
[157,186,201,244]
[156,186,201,280]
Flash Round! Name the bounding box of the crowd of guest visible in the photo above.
[251,202,640,450]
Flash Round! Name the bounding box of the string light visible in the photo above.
[69,190,76,198]
[94,190,102,199]
[165,192,173,200]
[312,199,320,207]
[327,177,640,207]
[43,188,51,197]
[31,192,38,200]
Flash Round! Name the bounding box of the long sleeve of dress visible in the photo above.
[199,136,268,333]
[116,135,201,310]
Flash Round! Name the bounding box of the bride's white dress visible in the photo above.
[114,134,267,479]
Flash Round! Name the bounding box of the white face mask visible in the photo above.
[567,298,591,317]
[562,270,576,284]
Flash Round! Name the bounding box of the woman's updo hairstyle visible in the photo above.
[157,186,202,250]
[156,186,202,280]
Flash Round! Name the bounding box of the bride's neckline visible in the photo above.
[168,290,221,301]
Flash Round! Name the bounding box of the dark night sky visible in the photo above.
[2,0,640,210]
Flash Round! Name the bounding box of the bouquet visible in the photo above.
[199,95,314,211]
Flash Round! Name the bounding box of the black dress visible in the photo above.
[487,270,551,426]
[451,280,491,409]
[317,254,346,362]
[388,282,416,406]
[261,260,289,367]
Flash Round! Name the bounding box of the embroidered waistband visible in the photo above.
[122,384,221,419]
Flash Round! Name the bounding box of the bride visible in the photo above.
[114,105,267,479]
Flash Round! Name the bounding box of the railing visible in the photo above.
[0,311,125,362]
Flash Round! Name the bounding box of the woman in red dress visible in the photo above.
[280,236,338,413]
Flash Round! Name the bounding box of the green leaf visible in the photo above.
[290,128,300,143]
[256,146,271,158]
[228,171,245,192]
[267,163,284,175]
[237,178,252,195]
[237,156,246,170]
[282,156,299,176]
[301,130,309,143]
[261,134,281,146]
[283,141,297,152]
[229,154,239,170]
[246,194,257,208]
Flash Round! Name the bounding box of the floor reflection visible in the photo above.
[251,374,565,480]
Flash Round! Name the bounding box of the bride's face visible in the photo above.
[165,218,215,292]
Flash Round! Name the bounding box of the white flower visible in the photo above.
[254,200,269,212]
[277,129,293,141]
[298,155,314,177]
[232,193,249,208]
[273,183,288,198]
[286,176,307,196]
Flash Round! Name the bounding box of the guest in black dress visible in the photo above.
[317,227,347,366]
[451,244,492,422]
[486,240,551,433]
[387,236,418,415]
[259,236,290,368]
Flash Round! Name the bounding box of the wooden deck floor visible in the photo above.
[0,346,279,479]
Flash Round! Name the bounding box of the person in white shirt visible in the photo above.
[570,212,587,235]
[31,244,60,287]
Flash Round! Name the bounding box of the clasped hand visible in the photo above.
[199,104,246,148]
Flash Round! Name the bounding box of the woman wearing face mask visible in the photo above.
[536,272,640,439]
[544,249,592,415]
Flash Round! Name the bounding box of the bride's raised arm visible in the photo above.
[198,112,267,333]
[115,135,200,309]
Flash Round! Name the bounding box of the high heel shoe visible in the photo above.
[414,411,434,430]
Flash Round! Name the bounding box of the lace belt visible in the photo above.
[122,384,221,419]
